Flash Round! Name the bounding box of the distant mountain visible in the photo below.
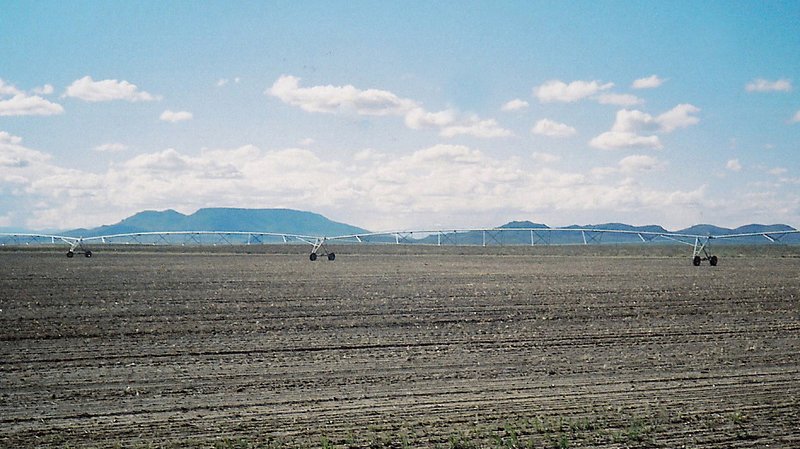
[500,220,549,229]
[676,224,733,236]
[64,208,369,238]
[3,210,796,245]
[414,221,797,245]
[675,223,799,244]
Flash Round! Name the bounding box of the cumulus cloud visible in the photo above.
[93,143,128,153]
[656,104,701,132]
[0,80,22,96]
[632,75,665,89]
[5,137,715,231]
[269,75,511,139]
[0,132,54,178]
[404,107,457,129]
[0,79,64,116]
[64,76,159,102]
[745,78,792,93]
[501,98,529,111]
[32,84,55,95]
[267,75,416,116]
[768,167,788,176]
[0,94,65,116]
[534,79,614,103]
[439,117,513,139]
[531,119,577,138]
[590,104,700,150]
[590,132,663,150]
[596,93,643,106]
[159,110,193,123]
[531,152,561,164]
[726,159,742,172]
[216,78,240,87]
[618,154,665,173]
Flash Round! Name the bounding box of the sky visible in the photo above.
[1,0,799,232]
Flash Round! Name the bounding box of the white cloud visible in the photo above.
[726,159,742,172]
[0,132,54,179]
[404,107,456,129]
[768,167,788,176]
[32,84,55,95]
[632,75,665,89]
[610,105,701,134]
[596,93,643,106]
[64,76,159,102]
[0,79,63,116]
[217,77,241,87]
[591,104,700,150]
[353,148,385,162]
[299,137,315,146]
[531,118,576,138]
[0,94,64,116]
[159,110,193,123]
[0,131,23,145]
[618,155,666,173]
[93,143,128,153]
[745,78,792,93]
[534,79,614,103]
[439,117,513,139]
[531,152,561,164]
[268,75,511,139]
[267,75,416,116]
[590,132,663,150]
[5,137,717,231]
[792,111,800,123]
[501,98,529,111]
[406,108,511,138]
[0,80,23,96]
[656,104,701,132]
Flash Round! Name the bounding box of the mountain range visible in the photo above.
[3,208,798,244]
[62,208,369,238]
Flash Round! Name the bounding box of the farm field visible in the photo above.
[1,245,799,448]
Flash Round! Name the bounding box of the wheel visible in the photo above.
[309,253,317,261]
[85,250,92,258]
[66,251,74,258]
[709,255,718,266]
[327,252,335,261]
[692,255,701,266]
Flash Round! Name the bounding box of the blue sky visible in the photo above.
[1,0,798,231]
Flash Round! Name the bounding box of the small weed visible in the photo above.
[553,433,569,449]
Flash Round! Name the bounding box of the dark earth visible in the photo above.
[1,245,799,448]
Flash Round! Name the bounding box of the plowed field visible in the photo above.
[1,246,799,448]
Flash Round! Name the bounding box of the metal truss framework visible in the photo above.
[1,227,798,265]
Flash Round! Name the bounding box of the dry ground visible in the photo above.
[1,245,799,448]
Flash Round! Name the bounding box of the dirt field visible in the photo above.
[1,245,799,448]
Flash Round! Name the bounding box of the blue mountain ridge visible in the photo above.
[8,209,794,244]
[63,208,369,238]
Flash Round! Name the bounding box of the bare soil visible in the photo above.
[1,246,799,448]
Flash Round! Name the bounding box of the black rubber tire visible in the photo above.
[309,253,317,261]
[328,253,336,261]
[692,255,701,266]
[85,251,92,258]
[709,255,718,266]
[66,251,74,258]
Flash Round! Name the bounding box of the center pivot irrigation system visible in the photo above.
[2,227,798,266]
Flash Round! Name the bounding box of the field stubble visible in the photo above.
[1,245,799,448]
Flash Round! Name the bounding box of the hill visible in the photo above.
[64,208,369,238]
[414,221,797,245]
